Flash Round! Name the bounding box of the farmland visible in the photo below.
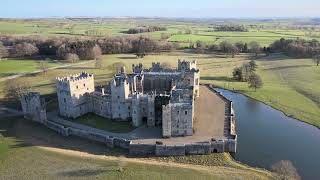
[1,19,319,47]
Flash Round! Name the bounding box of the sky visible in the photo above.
[1,0,320,18]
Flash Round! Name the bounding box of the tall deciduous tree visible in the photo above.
[249,41,261,57]
[14,42,39,57]
[313,54,320,66]
[248,73,263,91]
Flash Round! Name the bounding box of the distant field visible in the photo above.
[0,59,60,78]
[0,117,274,180]
[0,52,319,127]
[1,19,319,47]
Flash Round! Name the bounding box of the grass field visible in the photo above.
[73,113,134,133]
[1,19,319,47]
[0,59,61,78]
[0,117,275,180]
[0,52,319,127]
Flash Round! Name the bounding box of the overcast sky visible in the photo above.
[1,0,320,18]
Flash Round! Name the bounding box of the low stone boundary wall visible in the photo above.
[185,142,211,155]
[155,144,186,156]
[129,143,156,156]
[41,119,237,156]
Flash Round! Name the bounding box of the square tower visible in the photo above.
[56,72,95,118]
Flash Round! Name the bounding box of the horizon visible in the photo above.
[1,0,320,19]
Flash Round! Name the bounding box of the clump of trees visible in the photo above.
[232,60,263,91]
[219,41,239,57]
[132,36,159,58]
[0,35,173,60]
[13,42,39,57]
[213,25,248,32]
[233,60,263,91]
[270,38,320,58]
[56,41,102,60]
[126,26,167,34]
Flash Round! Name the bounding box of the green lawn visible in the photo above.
[0,117,274,180]
[73,113,135,133]
[0,59,60,78]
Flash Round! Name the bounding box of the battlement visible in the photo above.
[132,63,143,73]
[178,59,197,71]
[56,72,94,83]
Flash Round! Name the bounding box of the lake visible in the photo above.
[216,89,320,180]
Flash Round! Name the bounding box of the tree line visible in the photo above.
[126,26,167,34]
[0,35,175,61]
[192,40,262,57]
[212,25,248,32]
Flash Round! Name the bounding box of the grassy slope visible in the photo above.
[0,52,319,127]
[0,117,274,180]
[0,59,60,77]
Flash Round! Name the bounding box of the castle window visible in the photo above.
[87,88,89,90]
[185,111,188,115]
[177,110,179,114]
[84,83,86,87]
[76,85,78,89]
[63,98,66,103]
[117,96,120,99]
[128,106,131,110]
[119,113,121,117]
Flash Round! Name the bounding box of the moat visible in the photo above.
[216,89,320,180]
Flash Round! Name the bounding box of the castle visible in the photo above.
[56,60,200,137]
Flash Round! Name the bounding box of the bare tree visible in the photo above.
[95,57,103,69]
[38,61,49,75]
[271,160,301,180]
[65,53,79,63]
[249,41,261,57]
[248,73,263,91]
[4,80,31,102]
[313,54,320,66]
[14,42,39,57]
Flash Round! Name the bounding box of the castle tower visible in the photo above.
[131,93,142,127]
[21,92,47,123]
[110,74,130,120]
[56,72,95,118]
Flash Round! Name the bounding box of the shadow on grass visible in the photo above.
[201,76,238,82]
[0,117,129,158]
[117,56,138,60]
[60,168,113,177]
[263,65,313,71]
[58,66,97,70]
